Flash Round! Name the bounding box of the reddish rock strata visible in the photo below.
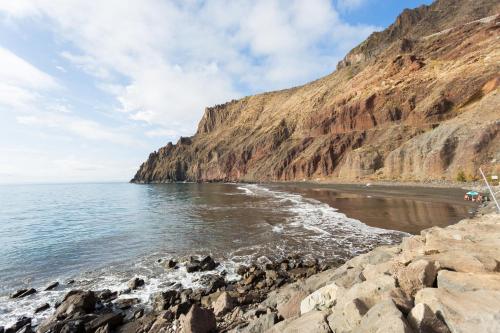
[132,0,500,184]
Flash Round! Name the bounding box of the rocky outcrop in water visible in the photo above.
[132,0,500,184]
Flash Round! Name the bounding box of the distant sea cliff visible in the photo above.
[132,0,500,184]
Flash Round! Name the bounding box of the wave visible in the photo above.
[236,183,407,251]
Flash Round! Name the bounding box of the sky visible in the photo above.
[0,0,432,184]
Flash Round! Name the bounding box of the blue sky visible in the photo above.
[0,0,432,183]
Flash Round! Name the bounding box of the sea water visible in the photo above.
[0,182,469,326]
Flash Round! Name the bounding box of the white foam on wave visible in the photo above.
[0,257,243,328]
[236,183,407,250]
[272,225,284,233]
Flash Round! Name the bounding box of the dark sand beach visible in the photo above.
[271,183,477,234]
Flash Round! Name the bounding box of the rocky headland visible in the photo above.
[3,207,498,333]
[131,0,499,184]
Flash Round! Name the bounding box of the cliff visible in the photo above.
[132,0,500,184]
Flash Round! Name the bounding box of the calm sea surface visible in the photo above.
[0,182,472,326]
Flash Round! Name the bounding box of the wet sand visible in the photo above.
[270,183,478,234]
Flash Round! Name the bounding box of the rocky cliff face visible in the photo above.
[132,0,500,184]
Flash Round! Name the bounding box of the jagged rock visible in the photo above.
[127,277,145,290]
[35,303,51,313]
[96,290,118,303]
[170,301,192,318]
[201,292,222,308]
[186,263,201,273]
[114,298,140,310]
[213,292,234,316]
[200,256,217,271]
[5,317,31,333]
[199,274,226,293]
[396,259,438,297]
[86,312,123,332]
[55,290,97,318]
[415,288,500,332]
[10,288,36,299]
[178,304,216,333]
[151,290,179,311]
[164,259,177,269]
[353,300,413,333]
[16,325,32,333]
[437,270,500,292]
[267,310,331,333]
[407,303,450,333]
[236,265,248,276]
[300,283,344,314]
[58,320,86,333]
[45,282,60,291]
[116,314,156,333]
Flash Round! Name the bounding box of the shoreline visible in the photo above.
[0,188,491,333]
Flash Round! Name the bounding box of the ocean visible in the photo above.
[0,182,471,326]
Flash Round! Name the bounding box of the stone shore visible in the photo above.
[3,212,499,333]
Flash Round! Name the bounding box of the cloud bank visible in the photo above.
[0,0,379,182]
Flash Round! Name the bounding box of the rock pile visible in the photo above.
[2,254,334,333]
[252,212,499,333]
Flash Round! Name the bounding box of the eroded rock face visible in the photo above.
[132,0,500,184]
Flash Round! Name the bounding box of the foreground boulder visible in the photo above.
[213,292,234,317]
[267,310,331,333]
[353,300,413,333]
[179,304,216,333]
[415,288,500,333]
[276,289,308,319]
[396,259,438,297]
[300,283,343,314]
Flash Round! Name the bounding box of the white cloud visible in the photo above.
[16,112,140,146]
[0,0,378,135]
[0,46,59,110]
[0,0,380,182]
[0,47,57,89]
